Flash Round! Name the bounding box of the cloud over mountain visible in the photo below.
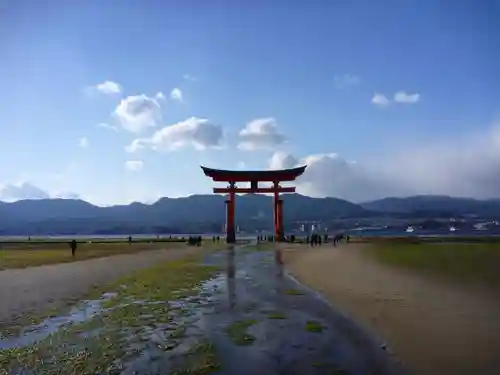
[269,124,500,202]
[0,183,50,202]
[0,183,80,202]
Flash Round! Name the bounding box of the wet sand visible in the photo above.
[282,243,500,375]
[0,247,202,328]
[199,247,402,375]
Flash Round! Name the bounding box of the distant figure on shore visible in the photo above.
[128,236,132,245]
[333,233,347,246]
[70,240,77,257]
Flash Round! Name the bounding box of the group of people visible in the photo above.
[306,233,350,247]
[254,232,351,246]
[187,236,203,246]
[307,233,324,246]
[256,234,299,243]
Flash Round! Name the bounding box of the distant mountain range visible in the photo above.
[361,195,500,217]
[0,194,499,235]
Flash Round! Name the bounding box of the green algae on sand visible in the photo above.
[225,319,258,346]
[0,256,220,375]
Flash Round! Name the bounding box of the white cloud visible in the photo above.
[371,91,420,106]
[79,137,89,148]
[125,139,144,153]
[113,94,162,134]
[0,182,50,202]
[155,91,166,101]
[125,117,224,153]
[269,151,298,170]
[238,117,286,150]
[394,91,420,104]
[183,74,196,82]
[124,160,143,172]
[97,122,118,132]
[93,80,122,95]
[371,93,391,107]
[170,88,183,102]
[268,124,500,202]
[52,191,81,200]
[334,74,360,88]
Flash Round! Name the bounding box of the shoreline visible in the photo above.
[2,231,500,240]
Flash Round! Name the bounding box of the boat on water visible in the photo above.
[406,225,415,233]
[450,226,456,232]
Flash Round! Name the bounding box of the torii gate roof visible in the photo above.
[200,165,307,182]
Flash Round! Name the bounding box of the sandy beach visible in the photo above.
[283,243,500,375]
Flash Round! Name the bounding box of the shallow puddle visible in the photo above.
[0,292,118,350]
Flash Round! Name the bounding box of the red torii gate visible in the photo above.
[201,165,307,243]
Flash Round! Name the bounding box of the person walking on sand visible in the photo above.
[70,239,77,258]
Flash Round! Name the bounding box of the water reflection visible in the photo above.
[275,248,284,277]
[226,245,236,309]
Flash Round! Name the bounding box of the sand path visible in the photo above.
[0,247,200,328]
[283,244,500,375]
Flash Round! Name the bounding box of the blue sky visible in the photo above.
[1,0,499,205]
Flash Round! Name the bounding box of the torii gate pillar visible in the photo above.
[225,185,236,243]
